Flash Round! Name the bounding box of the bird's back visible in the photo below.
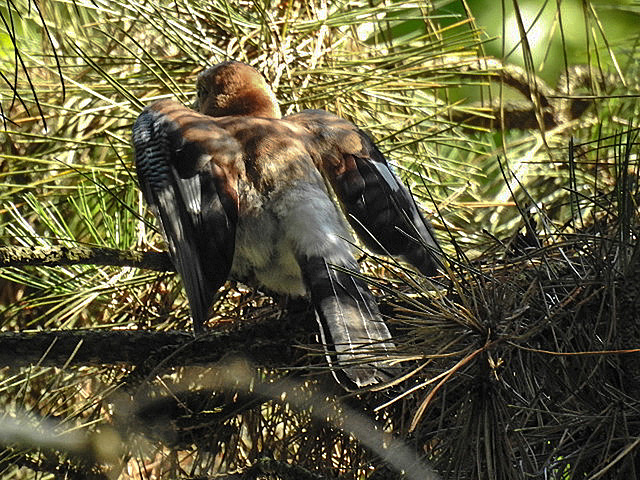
[210,115,320,196]
[205,116,348,298]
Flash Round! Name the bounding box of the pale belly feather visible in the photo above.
[229,180,355,297]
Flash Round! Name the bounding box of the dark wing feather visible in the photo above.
[287,109,443,276]
[133,100,240,333]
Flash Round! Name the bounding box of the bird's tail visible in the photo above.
[299,256,395,388]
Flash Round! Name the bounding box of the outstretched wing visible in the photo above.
[286,110,443,276]
[132,99,241,333]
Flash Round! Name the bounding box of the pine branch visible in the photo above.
[0,314,314,370]
[447,59,618,130]
[0,245,174,272]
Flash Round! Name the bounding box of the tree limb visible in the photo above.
[0,245,174,272]
[0,313,315,370]
[442,57,620,130]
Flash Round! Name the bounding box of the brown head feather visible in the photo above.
[195,61,281,119]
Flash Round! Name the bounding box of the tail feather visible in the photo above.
[300,256,394,388]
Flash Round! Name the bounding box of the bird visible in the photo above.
[132,61,443,388]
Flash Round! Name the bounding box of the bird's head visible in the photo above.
[194,61,282,119]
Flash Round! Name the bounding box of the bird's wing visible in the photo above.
[286,109,443,277]
[132,99,241,333]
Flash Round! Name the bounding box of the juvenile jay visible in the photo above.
[132,61,443,387]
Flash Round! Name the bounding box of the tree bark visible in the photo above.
[0,245,173,272]
[0,312,315,370]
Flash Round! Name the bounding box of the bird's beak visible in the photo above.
[191,97,200,111]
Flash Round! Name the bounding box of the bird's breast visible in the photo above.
[229,184,307,297]
[228,175,352,299]
[217,117,352,298]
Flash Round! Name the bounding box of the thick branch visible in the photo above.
[0,314,314,370]
[443,57,618,130]
[0,245,174,272]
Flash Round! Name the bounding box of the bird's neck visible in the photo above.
[209,88,281,119]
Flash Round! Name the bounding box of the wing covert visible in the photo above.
[286,109,444,277]
[133,100,241,333]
